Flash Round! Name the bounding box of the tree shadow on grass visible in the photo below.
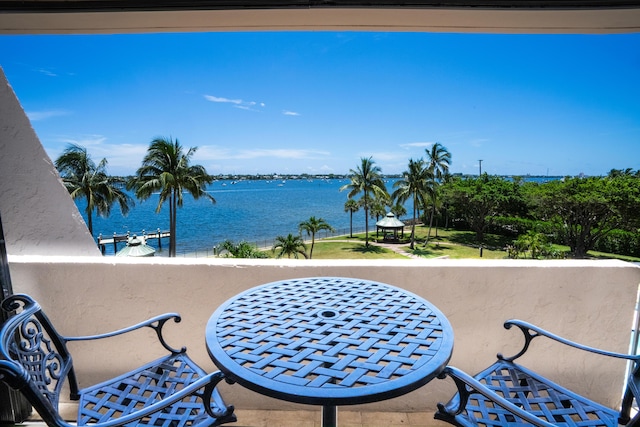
[446,232,511,250]
[348,245,387,254]
[410,244,453,257]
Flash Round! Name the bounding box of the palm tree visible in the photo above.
[127,137,215,257]
[369,192,390,223]
[391,203,407,220]
[392,158,431,249]
[55,144,133,237]
[425,143,452,244]
[344,198,359,238]
[340,157,387,247]
[426,142,451,179]
[299,216,334,259]
[272,234,308,259]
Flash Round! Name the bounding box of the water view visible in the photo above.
[84,178,386,256]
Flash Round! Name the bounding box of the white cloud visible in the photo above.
[203,95,242,104]
[27,110,70,121]
[204,94,266,111]
[58,135,107,147]
[37,68,57,77]
[362,151,408,162]
[236,148,328,160]
[399,141,434,149]
[47,136,149,175]
[101,144,149,173]
[199,146,329,161]
[283,110,300,116]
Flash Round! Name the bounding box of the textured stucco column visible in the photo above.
[0,67,100,256]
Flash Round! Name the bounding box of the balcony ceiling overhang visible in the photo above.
[0,0,639,35]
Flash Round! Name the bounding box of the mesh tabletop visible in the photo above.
[206,277,453,405]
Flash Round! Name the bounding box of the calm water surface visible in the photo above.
[79,176,558,256]
[82,179,398,256]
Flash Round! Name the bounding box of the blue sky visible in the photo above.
[1,31,639,177]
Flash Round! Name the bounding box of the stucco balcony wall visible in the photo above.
[7,255,640,416]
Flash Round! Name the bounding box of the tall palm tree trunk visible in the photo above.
[364,190,369,247]
[170,191,177,257]
[425,203,436,246]
[85,209,94,237]
[84,190,94,236]
[310,234,316,259]
[410,196,417,250]
[349,212,353,238]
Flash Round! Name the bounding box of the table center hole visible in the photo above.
[318,309,339,319]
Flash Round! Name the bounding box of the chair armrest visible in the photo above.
[500,319,640,363]
[64,313,185,354]
[437,366,556,427]
[78,370,232,427]
[0,359,30,389]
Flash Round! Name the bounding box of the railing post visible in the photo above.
[0,211,32,423]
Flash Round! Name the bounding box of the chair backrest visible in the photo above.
[0,294,78,425]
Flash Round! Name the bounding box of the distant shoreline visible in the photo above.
[112,173,571,182]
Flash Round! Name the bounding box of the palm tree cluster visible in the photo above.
[340,157,388,247]
[270,216,335,259]
[55,137,215,257]
[341,143,452,249]
[56,138,451,258]
[391,158,431,249]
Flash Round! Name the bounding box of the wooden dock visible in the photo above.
[98,229,170,254]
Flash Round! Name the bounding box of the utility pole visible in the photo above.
[478,160,483,176]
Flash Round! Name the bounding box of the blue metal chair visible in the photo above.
[435,319,640,427]
[0,293,236,427]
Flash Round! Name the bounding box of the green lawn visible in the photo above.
[311,229,506,259]
[260,238,407,259]
[405,241,507,259]
[310,225,640,261]
[311,241,408,259]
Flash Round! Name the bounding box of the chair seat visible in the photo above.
[442,360,620,427]
[77,353,235,427]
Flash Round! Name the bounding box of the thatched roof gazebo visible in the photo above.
[376,212,405,242]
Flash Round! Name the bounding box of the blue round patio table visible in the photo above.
[205,277,453,427]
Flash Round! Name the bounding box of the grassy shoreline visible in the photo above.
[302,225,640,261]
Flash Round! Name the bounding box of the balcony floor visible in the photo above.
[231,409,444,426]
[23,404,446,427]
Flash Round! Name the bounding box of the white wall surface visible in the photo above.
[8,256,640,415]
[0,68,100,257]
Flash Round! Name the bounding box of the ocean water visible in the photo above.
[82,178,397,256]
[78,175,562,256]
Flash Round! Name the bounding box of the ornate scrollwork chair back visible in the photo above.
[0,294,236,427]
[0,294,76,426]
[435,319,640,427]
